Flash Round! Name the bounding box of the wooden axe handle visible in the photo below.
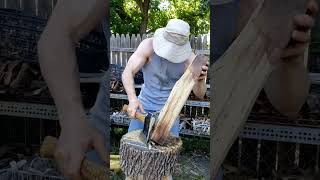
[122,104,146,122]
[40,136,108,180]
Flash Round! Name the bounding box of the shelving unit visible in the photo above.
[2,100,320,145]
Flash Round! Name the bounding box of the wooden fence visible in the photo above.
[0,0,56,18]
[110,34,210,66]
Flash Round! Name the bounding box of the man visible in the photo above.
[122,19,209,179]
[37,0,108,179]
[211,0,318,179]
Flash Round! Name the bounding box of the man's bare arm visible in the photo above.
[37,0,108,178]
[38,0,107,127]
[185,54,208,99]
[122,38,153,117]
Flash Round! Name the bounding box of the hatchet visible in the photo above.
[122,104,157,142]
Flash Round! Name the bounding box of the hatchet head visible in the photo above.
[122,105,158,144]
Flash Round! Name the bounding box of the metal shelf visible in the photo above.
[0,101,58,120]
[1,101,320,144]
[110,93,210,107]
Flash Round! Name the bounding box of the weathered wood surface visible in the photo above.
[151,55,208,145]
[21,0,36,15]
[6,0,20,10]
[120,130,182,180]
[210,0,310,178]
[38,0,52,18]
[0,0,56,17]
[110,34,210,66]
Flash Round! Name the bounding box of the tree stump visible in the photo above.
[120,130,182,180]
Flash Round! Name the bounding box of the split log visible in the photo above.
[40,136,108,180]
[120,130,182,180]
[150,54,208,145]
[211,0,310,178]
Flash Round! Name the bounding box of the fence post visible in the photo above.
[0,0,4,8]
[110,34,208,66]
[110,34,116,64]
[115,34,121,65]
[38,0,52,18]
[190,35,195,50]
[5,0,20,10]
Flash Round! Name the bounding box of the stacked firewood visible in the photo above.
[0,61,49,97]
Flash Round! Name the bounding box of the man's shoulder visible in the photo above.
[136,38,154,58]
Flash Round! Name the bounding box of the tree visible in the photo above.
[134,0,151,34]
[110,0,209,35]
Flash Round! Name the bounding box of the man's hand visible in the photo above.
[127,98,145,118]
[54,117,108,180]
[198,60,209,81]
[281,0,318,59]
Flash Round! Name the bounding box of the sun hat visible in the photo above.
[153,19,192,63]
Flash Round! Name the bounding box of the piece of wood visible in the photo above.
[211,0,310,178]
[40,136,108,180]
[120,130,182,180]
[150,55,208,145]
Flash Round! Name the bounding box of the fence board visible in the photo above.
[110,34,116,64]
[115,34,121,64]
[52,0,57,8]
[6,0,20,10]
[120,34,126,66]
[38,0,52,18]
[21,0,36,15]
[190,35,195,49]
[0,0,4,8]
[110,33,209,66]
[130,34,137,48]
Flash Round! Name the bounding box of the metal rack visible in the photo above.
[2,101,320,145]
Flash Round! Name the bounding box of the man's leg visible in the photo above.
[85,72,109,165]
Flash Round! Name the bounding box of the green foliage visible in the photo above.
[111,0,209,35]
[110,0,142,34]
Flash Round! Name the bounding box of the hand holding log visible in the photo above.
[40,136,108,180]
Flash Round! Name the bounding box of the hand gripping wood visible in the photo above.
[210,0,310,178]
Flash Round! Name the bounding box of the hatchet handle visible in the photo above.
[122,104,146,122]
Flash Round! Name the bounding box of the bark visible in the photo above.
[134,0,150,34]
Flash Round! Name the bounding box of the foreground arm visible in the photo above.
[238,0,318,117]
[37,0,108,179]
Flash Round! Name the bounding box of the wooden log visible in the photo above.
[210,0,310,178]
[40,136,108,180]
[120,130,182,180]
[150,54,208,145]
